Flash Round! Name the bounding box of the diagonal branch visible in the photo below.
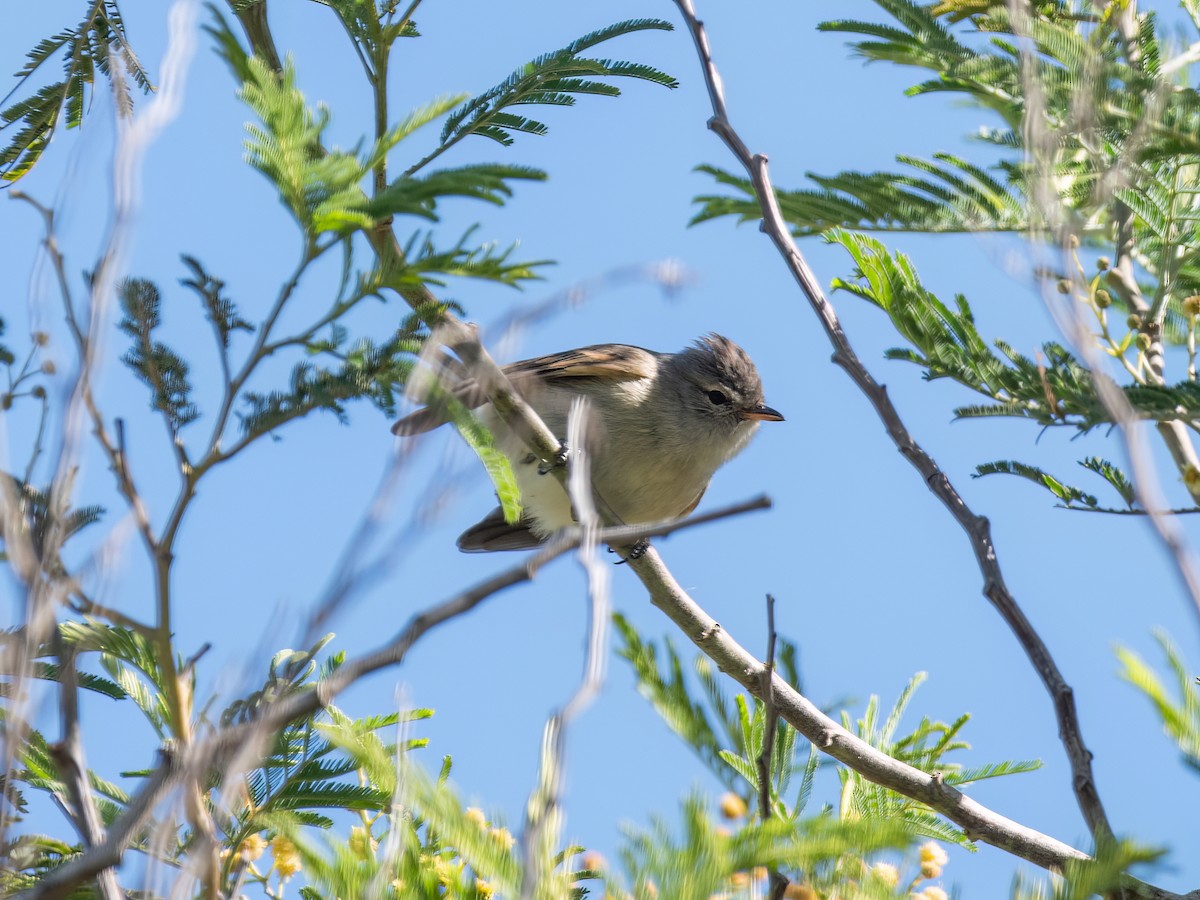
[669,0,1112,845]
[624,545,1196,899]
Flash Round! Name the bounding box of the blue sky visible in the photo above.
[3,0,1199,894]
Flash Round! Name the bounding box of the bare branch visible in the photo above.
[669,0,1112,842]
[627,547,1114,879]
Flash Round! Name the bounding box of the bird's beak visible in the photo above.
[739,403,785,422]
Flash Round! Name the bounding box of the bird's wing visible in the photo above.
[503,343,658,383]
[392,343,657,435]
[457,506,543,552]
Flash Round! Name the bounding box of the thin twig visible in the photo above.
[669,0,1112,842]
[755,593,787,900]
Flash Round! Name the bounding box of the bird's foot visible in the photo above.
[610,539,650,564]
[538,443,569,475]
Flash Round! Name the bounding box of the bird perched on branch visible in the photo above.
[392,333,783,552]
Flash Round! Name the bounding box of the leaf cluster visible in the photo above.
[1117,631,1200,772]
[180,254,254,350]
[838,673,1039,849]
[614,613,803,801]
[430,19,678,158]
[1,0,153,182]
[827,230,1112,428]
[694,1,1200,331]
[614,617,1039,893]
[0,480,104,570]
[614,793,911,900]
[118,278,199,433]
[238,324,421,434]
[972,456,1147,514]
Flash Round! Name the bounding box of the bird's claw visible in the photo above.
[538,443,569,475]
[610,539,650,564]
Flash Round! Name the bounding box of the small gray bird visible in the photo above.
[392,333,783,551]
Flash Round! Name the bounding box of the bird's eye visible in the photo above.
[706,389,730,405]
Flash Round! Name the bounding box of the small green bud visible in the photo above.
[31,385,46,399]
[32,331,49,346]
[1067,234,1081,248]
[1096,256,1111,271]
[1137,333,1153,351]
[0,394,11,411]
[1056,279,1073,295]
[40,360,56,375]
[1127,314,1143,330]
[1094,289,1112,308]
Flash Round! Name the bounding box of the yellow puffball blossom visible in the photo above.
[718,792,748,820]
[271,836,302,879]
[489,826,516,850]
[919,841,949,879]
[432,854,455,886]
[239,832,267,863]
[783,884,818,899]
[870,862,899,886]
[644,880,659,898]
[917,887,949,900]
[581,851,606,872]
[729,871,750,888]
[348,825,377,859]
[465,807,488,829]
[476,878,495,899]
[751,866,769,882]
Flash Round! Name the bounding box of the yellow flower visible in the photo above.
[271,836,302,879]
[919,841,949,879]
[783,884,818,899]
[870,862,899,886]
[465,807,488,829]
[476,877,495,899]
[489,826,516,850]
[729,871,750,888]
[239,832,267,862]
[751,866,769,882]
[718,792,748,820]
[581,850,606,872]
[348,825,376,860]
[432,854,455,886]
[915,888,948,900]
